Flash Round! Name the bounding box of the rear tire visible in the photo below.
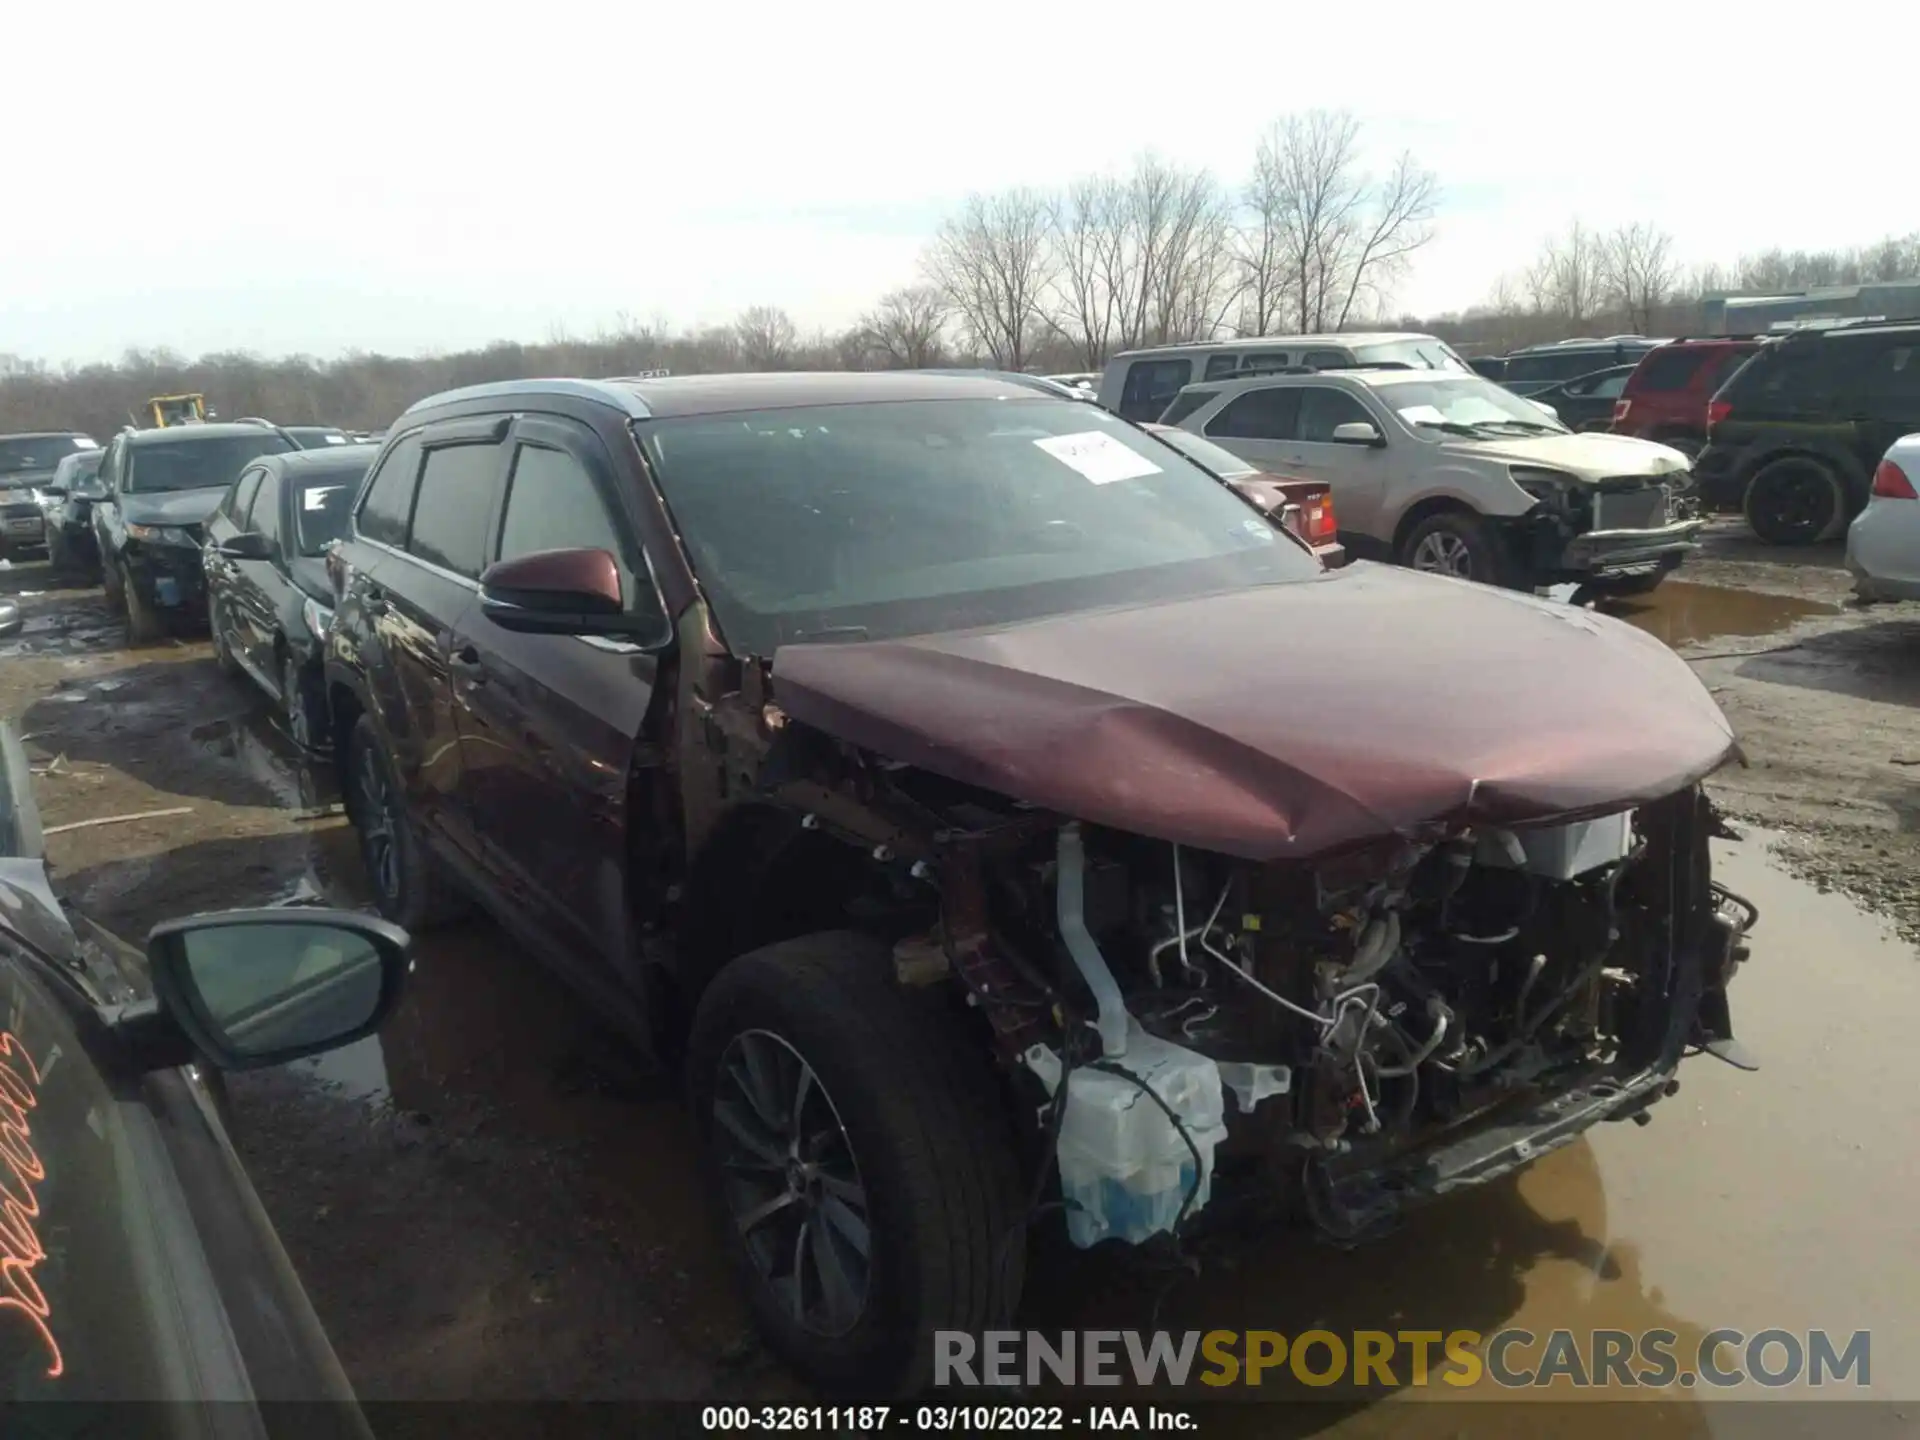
[688,931,1024,1396]
[343,713,469,930]
[1398,510,1513,587]
[1744,457,1842,546]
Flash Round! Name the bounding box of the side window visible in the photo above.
[408,441,504,579]
[1240,350,1291,373]
[1202,354,1242,381]
[1591,372,1631,400]
[225,468,264,525]
[99,440,123,492]
[252,472,284,549]
[1858,342,1920,401]
[1119,359,1194,421]
[356,434,424,546]
[1206,387,1302,441]
[1301,349,1349,370]
[1296,387,1377,443]
[1158,388,1218,426]
[498,442,653,614]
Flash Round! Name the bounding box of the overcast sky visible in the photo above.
[5,1,1912,365]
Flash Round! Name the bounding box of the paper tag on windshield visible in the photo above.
[323,434,347,444]
[303,485,343,511]
[1034,431,1161,486]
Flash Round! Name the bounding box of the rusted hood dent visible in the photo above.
[770,564,1736,861]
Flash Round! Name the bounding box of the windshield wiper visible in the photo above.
[1477,419,1566,435]
[1413,419,1488,437]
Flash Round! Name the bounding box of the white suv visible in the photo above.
[1164,368,1702,592]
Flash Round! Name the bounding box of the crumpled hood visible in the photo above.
[120,487,227,526]
[1442,431,1691,481]
[771,564,1735,861]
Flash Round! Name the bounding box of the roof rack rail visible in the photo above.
[1663,334,1766,343]
[1222,360,1414,379]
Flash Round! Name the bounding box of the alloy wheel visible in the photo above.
[1411,531,1474,577]
[283,654,311,749]
[353,742,401,904]
[712,1028,872,1338]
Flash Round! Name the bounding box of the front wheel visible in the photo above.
[282,650,324,751]
[210,599,240,675]
[1744,457,1842,545]
[1398,511,1512,587]
[122,565,162,644]
[688,932,1025,1396]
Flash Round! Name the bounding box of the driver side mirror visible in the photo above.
[108,909,411,1072]
[479,547,671,645]
[37,483,67,499]
[217,531,273,561]
[1331,421,1384,447]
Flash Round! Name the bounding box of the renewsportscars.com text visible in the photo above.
[935,1328,1872,1390]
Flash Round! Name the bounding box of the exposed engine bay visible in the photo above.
[894,783,1755,1249]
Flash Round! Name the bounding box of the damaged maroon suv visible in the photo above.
[322,373,1755,1394]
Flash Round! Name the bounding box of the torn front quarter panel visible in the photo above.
[769,563,1735,861]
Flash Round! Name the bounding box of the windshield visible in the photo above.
[0,436,95,475]
[1354,340,1471,373]
[125,435,294,494]
[52,451,104,488]
[286,428,351,449]
[294,472,362,554]
[1386,377,1571,437]
[638,397,1320,653]
[1148,427,1258,478]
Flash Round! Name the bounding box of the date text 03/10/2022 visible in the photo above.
[701,1406,1197,1432]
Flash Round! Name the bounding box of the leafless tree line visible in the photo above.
[1414,227,1920,356]
[923,110,1437,369]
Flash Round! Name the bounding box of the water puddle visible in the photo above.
[189,713,340,815]
[1587,581,1840,650]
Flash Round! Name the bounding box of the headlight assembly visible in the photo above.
[126,522,198,546]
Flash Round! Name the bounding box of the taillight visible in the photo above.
[1612,399,1631,423]
[1873,458,1917,500]
[1707,399,1732,430]
[1306,492,1337,543]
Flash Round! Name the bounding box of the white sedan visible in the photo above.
[1846,434,1920,603]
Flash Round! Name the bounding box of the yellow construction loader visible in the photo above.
[143,393,207,428]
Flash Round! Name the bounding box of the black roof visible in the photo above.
[254,446,376,483]
[124,422,296,448]
[405,371,1050,422]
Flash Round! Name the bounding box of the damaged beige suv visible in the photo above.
[1165,367,1702,593]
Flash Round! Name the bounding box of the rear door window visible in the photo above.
[1301,349,1351,370]
[1856,340,1920,403]
[408,441,504,579]
[1628,348,1704,392]
[1206,386,1302,440]
[356,434,424,547]
[1239,350,1292,373]
[1202,354,1243,381]
[1119,359,1194,421]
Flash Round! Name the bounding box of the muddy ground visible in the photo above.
[5,526,1920,1428]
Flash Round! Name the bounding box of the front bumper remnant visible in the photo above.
[1561,518,1704,576]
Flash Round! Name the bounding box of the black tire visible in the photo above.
[281,648,323,751]
[1398,510,1512,587]
[688,931,1024,1396]
[101,554,123,606]
[1744,456,1842,546]
[209,598,240,676]
[343,712,469,930]
[122,565,162,644]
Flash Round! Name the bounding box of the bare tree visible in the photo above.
[732,305,798,369]
[926,189,1053,370]
[1045,175,1130,367]
[1245,112,1438,334]
[1119,155,1238,348]
[857,286,949,368]
[1527,221,1606,326]
[1601,223,1678,333]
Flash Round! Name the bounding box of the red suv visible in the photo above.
[1610,338,1761,457]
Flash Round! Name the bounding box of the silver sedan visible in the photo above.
[1847,434,1920,602]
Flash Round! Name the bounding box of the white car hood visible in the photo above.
[1441,430,1692,482]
